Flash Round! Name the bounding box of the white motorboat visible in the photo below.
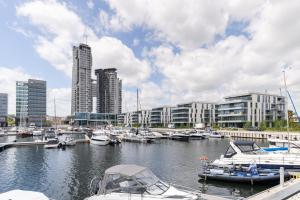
[44,138,60,149]
[85,164,199,200]
[268,138,300,153]
[212,140,300,170]
[32,129,43,136]
[169,132,190,141]
[91,135,110,146]
[63,137,76,146]
[208,131,224,138]
[0,190,49,200]
[188,130,205,140]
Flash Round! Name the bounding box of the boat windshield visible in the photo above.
[104,169,169,195]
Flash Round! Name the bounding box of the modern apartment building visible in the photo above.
[71,43,93,114]
[16,81,28,126]
[218,93,286,128]
[16,79,47,127]
[0,93,8,127]
[95,68,122,114]
[150,106,172,127]
[171,102,217,128]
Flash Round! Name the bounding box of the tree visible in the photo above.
[243,121,251,129]
[7,116,15,126]
[259,121,267,131]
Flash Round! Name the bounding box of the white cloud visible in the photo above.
[132,38,139,47]
[14,0,300,114]
[91,37,151,85]
[0,67,34,115]
[47,88,71,117]
[87,0,94,9]
[0,67,72,116]
[16,0,152,86]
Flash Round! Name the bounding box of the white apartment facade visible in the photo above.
[150,106,172,127]
[218,93,286,128]
[171,102,217,128]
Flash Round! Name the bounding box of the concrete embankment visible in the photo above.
[150,128,300,140]
[219,130,300,140]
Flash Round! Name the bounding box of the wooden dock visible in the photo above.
[247,178,300,200]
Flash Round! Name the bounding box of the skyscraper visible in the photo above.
[0,93,8,127]
[71,43,93,114]
[28,79,47,127]
[16,79,47,127]
[95,68,122,114]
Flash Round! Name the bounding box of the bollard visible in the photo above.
[280,167,284,186]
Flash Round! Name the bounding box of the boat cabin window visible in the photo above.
[269,141,276,146]
[236,143,260,152]
[224,146,236,158]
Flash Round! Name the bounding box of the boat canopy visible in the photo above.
[224,141,261,158]
[105,164,147,176]
[99,164,169,195]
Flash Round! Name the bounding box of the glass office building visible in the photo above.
[16,79,46,127]
[0,93,8,127]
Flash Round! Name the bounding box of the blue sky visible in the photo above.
[0,0,300,116]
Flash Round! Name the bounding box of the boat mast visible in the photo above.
[283,68,290,152]
[54,97,57,130]
[136,88,139,135]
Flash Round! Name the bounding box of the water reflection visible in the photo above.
[0,136,270,200]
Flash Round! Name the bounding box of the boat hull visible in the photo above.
[170,135,190,141]
[91,139,110,146]
[190,135,205,140]
[198,173,287,184]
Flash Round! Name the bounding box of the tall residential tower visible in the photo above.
[71,43,93,114]
[95,68,122,114]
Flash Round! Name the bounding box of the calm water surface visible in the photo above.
[0,135,270,200]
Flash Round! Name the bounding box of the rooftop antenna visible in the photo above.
[83,27,88,44]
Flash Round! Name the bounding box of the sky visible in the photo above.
[0,0,300,117]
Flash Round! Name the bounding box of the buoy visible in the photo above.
[199,156,208,160]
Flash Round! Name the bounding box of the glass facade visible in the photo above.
[0,93,8,116]
[74,112,117,126]
[16,81,28,121]
[16,79,46,127]
[28,79,47,127]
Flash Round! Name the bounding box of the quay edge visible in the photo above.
[150,128,300,140]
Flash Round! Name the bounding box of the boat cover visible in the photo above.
[105,164,147,177]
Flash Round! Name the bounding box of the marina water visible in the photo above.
[0,135,270,200]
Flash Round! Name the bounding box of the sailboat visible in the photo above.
[123,89,154,143]
[18,99,32,137]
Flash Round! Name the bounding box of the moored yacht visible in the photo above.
[91,135,110,146]
[91,129,110,146]
[208,131,224,138]
[169,132,190,141]
[85,164,199,200]
[212,140,300,170]
[188,130,205,140]
[44,138,60,149]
